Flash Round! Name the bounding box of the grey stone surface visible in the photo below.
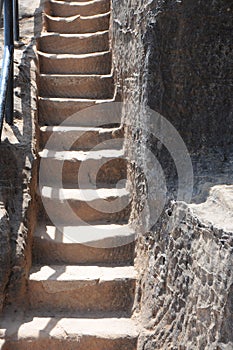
[19,0,41,19]
[111,0,233,348]
[135,202,233,349]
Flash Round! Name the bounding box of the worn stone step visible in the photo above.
[28,265,136,312]
[38,50,112,74]
[39,74,114,99]
[39,126,123,151]
[33,223,135,264]
[0,314,138,350]
[44,12,110,34]
[46,0,110,17]
[39,149,127,187]
[37,31,109,54]
[39,186,131,224]
[35,223,135,249]
[38,98,120,126]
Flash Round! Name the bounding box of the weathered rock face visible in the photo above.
[112,0,233,348]
[0,1,41,308]
[145,0,233,153]
[135,202,233,350]
[0,141,37,308]
[113,0,233,150]
[0,204,10,313]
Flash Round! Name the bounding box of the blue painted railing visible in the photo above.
[0,0,19,139]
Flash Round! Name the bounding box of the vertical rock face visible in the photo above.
[0,204,10,313]
[145,0,233,152]
[0,2,40,308]
[135,203,233,350]
[112,0,233,348]
[0,144,37,308]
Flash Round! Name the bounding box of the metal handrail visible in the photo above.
[0,0,19,139]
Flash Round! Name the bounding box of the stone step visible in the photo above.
[38,50,112,74]
[44,12,110,34]
[28,265,136,312]
[0,314,138,350]
[37,31,109,54]
[39,126,123,151]
[38,98,120,126]
[39,74,114,99]
[33,223,135,264]
[46,0,110,17]
[39,149,127,187]
[39,186,131,224]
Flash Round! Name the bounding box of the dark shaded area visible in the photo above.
[145,0,233,153]
[143,0,233,201]
[220,283,233,343]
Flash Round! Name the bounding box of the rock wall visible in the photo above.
[0,205,10,313]
[0,0,42,309]
[111,0,233,348]
[134,202,233,350]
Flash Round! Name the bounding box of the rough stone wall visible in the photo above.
[0,0,42,309]
[135,202,233,350]
[0,205,10,313]
[111,0,233,348]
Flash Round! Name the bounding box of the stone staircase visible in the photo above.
[0,0,138,348]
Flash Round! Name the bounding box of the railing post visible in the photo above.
[4,0,14,125]
[13,0,19,42]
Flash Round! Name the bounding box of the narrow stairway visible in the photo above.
[0,0,138,349]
